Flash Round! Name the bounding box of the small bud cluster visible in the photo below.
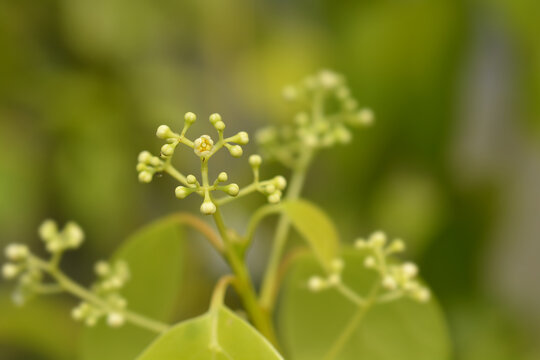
[72,260,129,327]
[2,243,37,305]
[138,112,287,214]
[3,220,132,329]
[257,70,374,168]
[307,258,345,292]
[355,231,431,303]
[247,155,287,204]
[2,220,85,305]
[136,151,165,183]
[38,219,85,253]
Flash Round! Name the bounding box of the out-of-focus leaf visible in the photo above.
[282,200,340,270]
[372,172,445,255]
[0,294,78,360]
[79,215,185,360]
[278,248,451,360]
[137,306,283,360]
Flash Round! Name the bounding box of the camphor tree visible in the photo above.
[2,70,451,360]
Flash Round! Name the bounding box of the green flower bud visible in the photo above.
[184,112,197,124]
[138,171,153,183]
[161,144,175,157]
[64,222,84,248]
[5,244,29,261]
[2,263,19,279]
[364,256,376,268]
[229,145,243,157]
[357,108,374,126]
[209,113,222,125]
[156,125,173,139]
[107,312,125,328]
[94,261,111,277]
[307,276,327,292]
[39,219,58,240]
[268,190,282,204]
[214,121,226,131]
[273,176,287,190]
[225,184,240,196]
[200,200,217,215]
[138,151,152,164]
[175,186,191,199]
[249,154,262,167]
[217,172,228,182]
[264,184,276,194]
[235,131,249,145]
[186,175,197,184]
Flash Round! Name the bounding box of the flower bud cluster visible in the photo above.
[38,219,85,254]
[2,243,40,305]
[139,112,287,214]
[307,258,345,293]
[257,70,374,168]
[136,151,165,183]
[72,260,129,327]
[247,154,287,204]
[355,231,431,303]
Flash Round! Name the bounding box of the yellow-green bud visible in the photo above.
[225,184,239,196]
[156,125,173,139]
[209,113,222,125]
[274,176,287,190]
[161,144,174,157]
[175,186,190,199]
[217,172,228,182]
[229,145,243,157]
[138,171,153,183]
[184,112,197,124]
[214,121,225,131]
[200,200,217,215]
[39,219,58,240]
[249,154,262,167]
[138,151,152,164]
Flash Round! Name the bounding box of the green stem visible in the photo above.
[164,164,189,186]
[30,256,169,334]
[244,204,282,249]
[212,208,280,349]
[259,149,313,310]
[334,282,365,307]
[210,275,235,311]
[215,182,258,206]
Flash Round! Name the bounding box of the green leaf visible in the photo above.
[281,200,340,270]
[137,306,283,360]
[278,248,451,360]
[79,215,185,360]
[0,294,79,360]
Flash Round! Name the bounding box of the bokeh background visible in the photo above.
[1,0,539,359]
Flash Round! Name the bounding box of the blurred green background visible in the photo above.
[1,0,539,359]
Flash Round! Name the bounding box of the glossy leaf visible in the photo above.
[278,249,451,360]
[137,306,283,360]
[79,215,185,360]
[282,200,340,270]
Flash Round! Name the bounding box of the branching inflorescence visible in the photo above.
[136,112,287,215]
[2,220,167,331]
[307,231,430,305]
[257,69,374,169]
